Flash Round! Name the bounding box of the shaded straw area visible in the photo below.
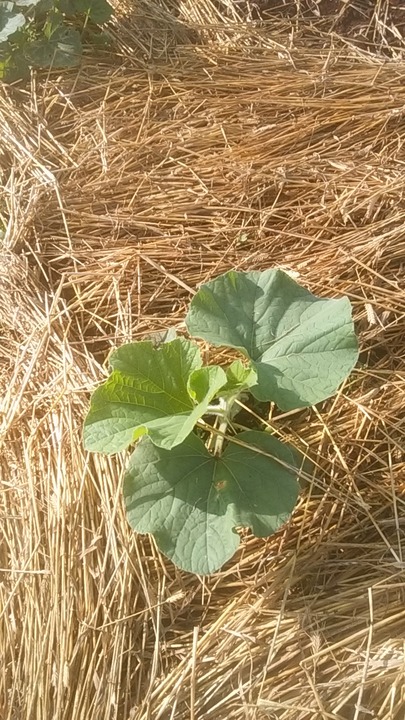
[1,3,405,719]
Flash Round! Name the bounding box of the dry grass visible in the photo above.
[1,2,405,719]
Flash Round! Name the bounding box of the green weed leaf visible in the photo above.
[123,430,299,575]
[186,269,359,410]
[83,338,226,453]
[0,49,30,80]
[43,8,63,36]
[25,25,81,67]
[0,2,25,42]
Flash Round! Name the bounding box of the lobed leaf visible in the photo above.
[186,268,359,410]
[83,338,227,453]
[123,430,300,575]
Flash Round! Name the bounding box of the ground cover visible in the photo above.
[1,1,405,718]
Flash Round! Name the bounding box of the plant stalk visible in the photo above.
[213,414,229,457]
[213,396,238,457]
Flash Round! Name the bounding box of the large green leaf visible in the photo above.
[83,338,227,453]
[25,26,81,68]
[186,269,359,410]
[0,2,25,43]
[123,430,300,575]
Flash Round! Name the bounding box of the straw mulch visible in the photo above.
[1,2,405,718]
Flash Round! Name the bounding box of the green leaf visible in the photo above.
[186,269,359,410]
[123,430,300,575]
[57,0,74,13]
[0,3,25,43]
[83,338,226,453]
[25,26,81,68]
[59,0,112,22]
[72,0,112,23]
[221,359,257,396]
[32,0,54,15]
[88,28,111,49]
[43,8,63,37]
[187,365,226,403]
[0,49,30,80]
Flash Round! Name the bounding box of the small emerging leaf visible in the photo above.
[43,8,63,37]
[187,365,226,403]
[186,269,359,410]
[124,430,300,575]
[83,338,226,453]
[221,359,257,396]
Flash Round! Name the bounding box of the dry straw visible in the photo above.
[1,1,405,718]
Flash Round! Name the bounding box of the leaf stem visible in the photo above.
[205,404,226,417]
[213,396,236,457]
[200,394,241,456]
[213,416,229,456]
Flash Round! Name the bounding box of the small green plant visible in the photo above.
[0,0,112,81]
[83,269,359,575]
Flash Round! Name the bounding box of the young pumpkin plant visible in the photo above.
[83,269,359,575]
